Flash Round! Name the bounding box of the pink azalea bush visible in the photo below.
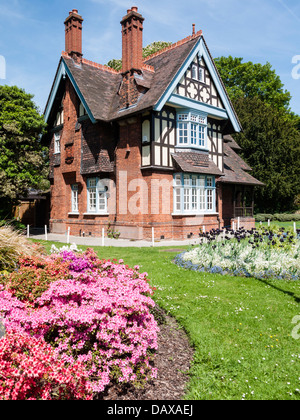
[0,248,159,396]
[0,330,93,400]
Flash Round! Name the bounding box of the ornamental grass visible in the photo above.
[0,225,43,272]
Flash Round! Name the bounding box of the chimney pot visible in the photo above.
[192,24,196,35]
[131,6,138,12]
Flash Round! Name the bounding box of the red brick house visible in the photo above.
[44,7,263,240]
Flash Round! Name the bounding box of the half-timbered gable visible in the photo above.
[44,7,263,240]
[175,55,224,110]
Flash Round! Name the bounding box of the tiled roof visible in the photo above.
[63,35,202,122]
[171,151,223,176]
[110,36,201,120]
[220,143,264,186]
[63,57,121,122]
[62,31,243,132]
[81,149,114,175]
[223,134,241,150]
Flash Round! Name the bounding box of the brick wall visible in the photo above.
[50,79,116,236]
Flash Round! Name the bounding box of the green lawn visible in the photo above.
[33,240,300,400]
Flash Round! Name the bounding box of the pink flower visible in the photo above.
[1,249,158,395]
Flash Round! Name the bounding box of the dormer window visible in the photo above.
[177,110,207,150]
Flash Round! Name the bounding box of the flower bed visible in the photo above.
[174,227,300,281]
[0,246,158,399]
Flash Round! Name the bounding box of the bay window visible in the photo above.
[173,173,216,214]
[177,110,207,149]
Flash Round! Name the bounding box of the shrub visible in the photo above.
[1,255,70,304]
[255,213,300,222]
[0,219,26,231]
[1,248,101,304]
[255,214,274,222]
[273,213,300,222]
[1,250,159,394]
[0,330,93,400]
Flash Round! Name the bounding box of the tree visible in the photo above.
[214,56,300,213]
[107,41,172,70]
[0,85,48,218]
[232,96,300,213]
[214,56,291,111]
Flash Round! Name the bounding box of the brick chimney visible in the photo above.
[64,9,84,62]
[121,6,144,74]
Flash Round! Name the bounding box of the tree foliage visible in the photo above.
[214,56,291,111]
[107,41,172,70]
[215,56,300,213]
[232,96,300,213]
[0,86,48,217]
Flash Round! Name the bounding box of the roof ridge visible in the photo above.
[143,30,203,62]
[62,51,154,74]
[61,51,121,74]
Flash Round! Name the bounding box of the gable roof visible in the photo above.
[44,33,242,133]
[146,35,242,132]
[59,35,202,122]
[63,56,121,122]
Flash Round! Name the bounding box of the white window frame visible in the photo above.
[54,132,61,154]
[87,178,108,214]
[191,62,204,83]
[71,184,79,213]
[177,110,208,150]
[173,173,216,214]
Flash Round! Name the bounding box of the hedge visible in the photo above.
[255,213,300,222]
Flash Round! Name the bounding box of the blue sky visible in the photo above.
[0,0,299,115]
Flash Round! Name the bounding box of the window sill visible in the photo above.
[83,212,109,216]
[192,78,206,84]
[68,212,79,216]
[172,212,219,216]
[175,145,209,152]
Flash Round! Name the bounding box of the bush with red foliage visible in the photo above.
[0,330,93,400]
